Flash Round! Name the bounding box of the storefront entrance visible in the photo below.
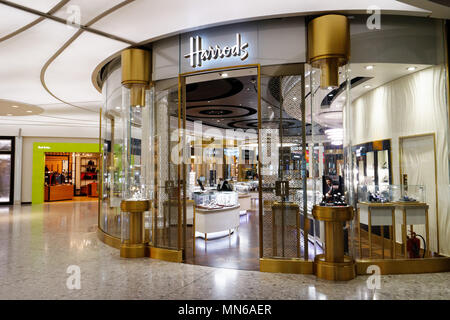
[168,64,320,270]
[44,152,100,202]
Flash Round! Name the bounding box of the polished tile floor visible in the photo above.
[0,202,449,300]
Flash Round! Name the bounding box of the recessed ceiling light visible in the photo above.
[11,105,19,108]
[26,110,32,113]
[220,73,228,77]
[407,66,416,71]
[305,84,310,88]
[365,65,374,70]
[364,85,371,89]
[6,113,13,116]
[293,97,297,101]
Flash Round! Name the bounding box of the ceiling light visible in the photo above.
[220,73,228,78]
[364,85,371,89]
[306,84,310,88]
[115,107,120,110]
[407,66,416,71]
[26,110,32,113]
[365,65,374,70]
[11,105,19,108]
[293,97,297,101]
[6,114,13,116]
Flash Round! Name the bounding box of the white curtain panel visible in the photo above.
[351,65,450,256]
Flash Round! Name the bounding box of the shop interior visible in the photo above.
[44,152,99,202]
[181,68,261,270]
[179,67,349,270]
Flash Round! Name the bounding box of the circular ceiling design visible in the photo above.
[186,105,256,119]
[186,78,244,102]
[227,119,300,129]
[0,99,44,116]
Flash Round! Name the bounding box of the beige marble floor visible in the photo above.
[0,202,449,300]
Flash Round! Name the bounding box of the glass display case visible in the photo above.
[357,184,426,203]
[192,190,238,209]
[235,182,250,195]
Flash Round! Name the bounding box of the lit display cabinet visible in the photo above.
[118,49,153,258]
[234,182,250,195]
[192,190,238,209]
[357,184,426,203]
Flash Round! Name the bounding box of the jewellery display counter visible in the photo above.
[235,182,252,214]
[192,191,240,240]
[357,184,429,259]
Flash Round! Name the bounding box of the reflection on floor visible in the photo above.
[0,202,449,300]
[185,210,260,270]
[45,196,98,203]
[185,210,322,271]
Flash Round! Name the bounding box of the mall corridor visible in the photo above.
[0,202,448,300]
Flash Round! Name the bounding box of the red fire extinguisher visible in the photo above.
[407,232,426,258]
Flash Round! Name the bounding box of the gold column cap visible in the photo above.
[307,14,350,65]
[312,205,354,222]
[121,48,151,87]
[120,199,150,212]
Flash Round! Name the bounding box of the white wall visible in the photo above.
[21,136,99,203]
[350,65,450,255]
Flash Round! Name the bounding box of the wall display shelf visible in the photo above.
[79,156,98,197]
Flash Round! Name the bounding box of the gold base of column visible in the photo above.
[260,258,314,274]
[120,244,147,258]
[314,254,356,281]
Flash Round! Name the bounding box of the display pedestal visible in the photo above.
[120,200,150,258]
[312,205,355,281]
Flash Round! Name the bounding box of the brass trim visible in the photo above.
[97,227,121,249]
[120,244,147,258]
[0,0,69,43]
[149,247,183,263]
[260,258,313,274]
[356,257,450,275]
[312,205,354,222]
[314,254,356,281]
[39,0,135,112]
[120,199,150,212]
[0,0,136,45]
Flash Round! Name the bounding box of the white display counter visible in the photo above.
[238,194,252,215]
[195,204,240,240]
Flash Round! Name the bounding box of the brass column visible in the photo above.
[307,14,350,89]
[120,200,150,258]
[312,205,355,281]
[119,48,151,258]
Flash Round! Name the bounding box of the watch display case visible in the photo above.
[357,184,426,203]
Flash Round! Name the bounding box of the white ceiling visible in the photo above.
[0,0,436,137]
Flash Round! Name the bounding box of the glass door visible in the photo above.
[0,137,15,205]
[259,64,314,260]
